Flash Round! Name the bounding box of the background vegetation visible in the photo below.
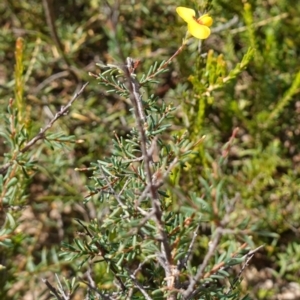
[0,0,299,299]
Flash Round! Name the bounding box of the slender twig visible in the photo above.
[212,15,239,33]
[128,210,155,236]
[125,58,146,122]
[42,278,64,300]
[226,245,264,294]
[183,227,223,299]
[177,223,200,271]
[55,274,71,300]
[136,157,178,206]
[99,165,127,209]
[0,83,89,176]
[42,0,80,85]
[143,42,187,83]
[34,70,69,94]
[80,277,112,300]
[202,243,248,279]
[21,82,89,153]
[230,12,288,34]
[0,163,11,176]
[128,271,153,300]
[133,255,156,276]
[122,58,175,297]
[182,160,242,299]
[85,266,96,289]
[222,127,239,158]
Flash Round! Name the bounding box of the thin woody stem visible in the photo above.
[145,41,187,82]
[123,58,175,297]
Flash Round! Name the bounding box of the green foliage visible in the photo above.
[0,0,300,299]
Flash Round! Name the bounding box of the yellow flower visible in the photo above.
[176,6,213,40]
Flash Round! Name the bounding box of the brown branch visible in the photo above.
[0,83,88,176]
[42,0,80,84]
[226,245,264,294]
[177,223,200,271]
[129,271,153,300]
[122,57,175,298]
[203,243,248,279]
[42,278,64,300]
[183,227,223,299]
[222,127,239,158]
[143,43,187,83]
[20,82,88,153]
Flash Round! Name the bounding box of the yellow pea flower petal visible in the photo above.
[198,14,213,27]
[176,6,213,40]
[188,21,211,40]
[176,7,195,23]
